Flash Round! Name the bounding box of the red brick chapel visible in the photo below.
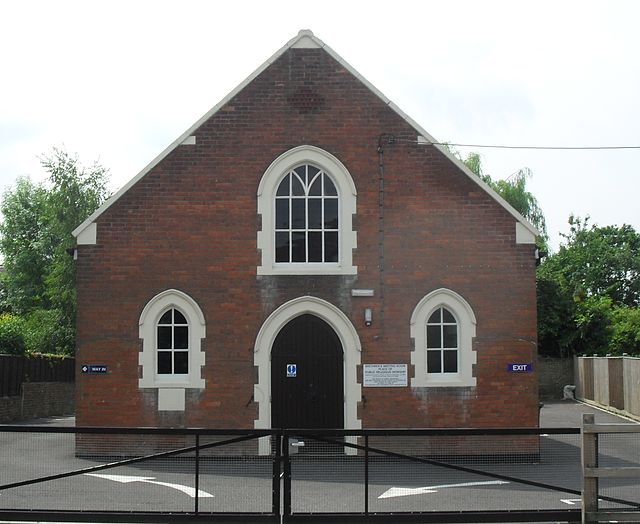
[73,30,541,434]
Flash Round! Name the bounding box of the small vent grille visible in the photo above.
[287,86,326,114]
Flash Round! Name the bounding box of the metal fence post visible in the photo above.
[194,434,200,515]
[364,435,369,516]
[273,432,281,517]
[582,413,597,524]
[284,433,292,520]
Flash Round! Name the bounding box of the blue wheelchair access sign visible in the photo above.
[286,364,297,377]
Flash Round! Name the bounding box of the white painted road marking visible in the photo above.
[561,498,582,505]
[85,473,214,498]
[379,480,509,499]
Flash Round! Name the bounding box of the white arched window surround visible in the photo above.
[410,288,477,387]
[139,289,206,410]
[257,145,357,275]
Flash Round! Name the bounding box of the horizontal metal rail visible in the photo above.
[0,510,279,523]
[0,425,276,435]
[282,510,582,523]
[585,511,640,523]
[281,426,581,436]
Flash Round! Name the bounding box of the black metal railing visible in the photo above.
[0,425,611,523]
[0,426,279,522]
[280,427,585,523]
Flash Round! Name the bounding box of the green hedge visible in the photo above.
[0,309,74,356]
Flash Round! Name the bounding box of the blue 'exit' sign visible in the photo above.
[507,363,533,373]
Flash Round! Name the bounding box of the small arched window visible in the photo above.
[139,290,206,411]
[411,289,476,387]
[157,308,189,376]
[426,307,459,375]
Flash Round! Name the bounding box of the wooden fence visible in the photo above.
[575,356,640,419]
[581,413,640,523]
[0,354,75,397]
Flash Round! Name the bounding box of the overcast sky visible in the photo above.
[2,0,639,251]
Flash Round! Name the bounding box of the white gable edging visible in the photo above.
[73,29,538,245]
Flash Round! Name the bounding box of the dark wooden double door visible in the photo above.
[271,314,344,429]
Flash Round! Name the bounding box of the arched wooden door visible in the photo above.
[271,314,344,429]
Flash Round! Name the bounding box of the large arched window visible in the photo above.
[258,145,357,275]
[275,164,339,263]
[410,289,477,387]
[139,289,206,411]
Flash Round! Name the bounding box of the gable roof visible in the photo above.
[73,30,539,242]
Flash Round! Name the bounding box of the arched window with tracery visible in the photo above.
[257,145,357,275]
[275,164,339,264]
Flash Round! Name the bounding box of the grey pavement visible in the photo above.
[539,399,639,427]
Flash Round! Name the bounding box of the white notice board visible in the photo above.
[363,364,407,387]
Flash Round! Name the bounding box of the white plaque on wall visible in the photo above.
[363,364,408,387]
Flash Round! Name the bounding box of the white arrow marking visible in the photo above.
[85,473,214,498]
[379,480,509,499]
[561,498,582,506]
[379,487,438,498]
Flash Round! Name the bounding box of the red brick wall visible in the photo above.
[75,47,538,429]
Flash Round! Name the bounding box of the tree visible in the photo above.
[541,216,640,308]
[491,168,547,247]
[536,273,576,357]
[0,177,52,313]
[610,306,640,355]
[448,148,549,249]
[0,148,109,354]
[461,152,490,184]
[0,313,26,355]
[40,149,109,324]
[537,216,640,356]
